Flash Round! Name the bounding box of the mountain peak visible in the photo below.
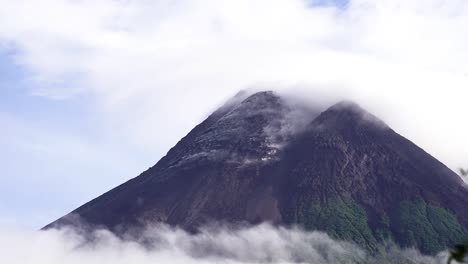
[45,91,468,255]
[236,90,281,110]
[312,100,389,132]
[214,90,282,118]
[216,90,285,122]
[329,100,363,112]
[242,90,277,100]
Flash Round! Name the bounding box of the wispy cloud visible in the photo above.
[1,0,467,171]
[1,0,468,229]
[0,223,448,264]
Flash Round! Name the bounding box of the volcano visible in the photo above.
[45,91,468,254]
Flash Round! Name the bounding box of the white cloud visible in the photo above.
[0,0,467,189]
[0,223,448,264]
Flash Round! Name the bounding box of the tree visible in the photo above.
[448,244,467,264]
[446,168,467,263]
[460,168,468,177]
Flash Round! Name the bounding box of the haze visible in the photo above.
[0,0,467,232]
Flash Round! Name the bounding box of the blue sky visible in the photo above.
[308,0,349,8]
[0,50,159,228]
[1,0,468,230]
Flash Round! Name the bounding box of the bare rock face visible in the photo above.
[45,91,468,254]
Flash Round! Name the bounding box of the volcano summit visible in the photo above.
[46,91,468,254]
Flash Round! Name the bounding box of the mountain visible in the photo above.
[45,91,468,254]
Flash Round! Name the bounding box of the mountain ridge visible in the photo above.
[45,90,468,254]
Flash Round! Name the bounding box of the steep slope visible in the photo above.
[45,91,316,230]
[45,91,468,254]
[278,101,468,253]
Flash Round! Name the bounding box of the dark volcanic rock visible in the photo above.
[45,91,468,254]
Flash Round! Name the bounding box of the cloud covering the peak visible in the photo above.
[1,0,468,228]
[1,0,467,165]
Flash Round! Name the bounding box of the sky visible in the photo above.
[0,0,468,230]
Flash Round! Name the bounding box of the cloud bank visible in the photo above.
[1,0,468,228]
[1,0,468,169]
[0,223,449,264]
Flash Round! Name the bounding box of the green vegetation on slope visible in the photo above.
[395,198,468,254]
[292,195,468,256]
[375,213,392,242]
[295,196,379,252]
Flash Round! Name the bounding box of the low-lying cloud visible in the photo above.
[0,223,449,264]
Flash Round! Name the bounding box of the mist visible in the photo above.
[2,0,468,229]
[0,223,449,264]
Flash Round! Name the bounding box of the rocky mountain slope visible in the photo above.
[45,91,468,254]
